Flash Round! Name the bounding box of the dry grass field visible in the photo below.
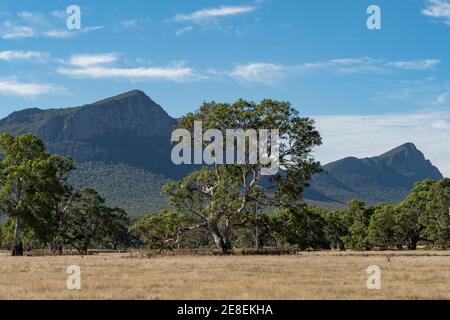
[0,250,449,300]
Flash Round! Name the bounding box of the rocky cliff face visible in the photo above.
[0,90,187,178]
[1,90,175,140]
[58,90,175,140]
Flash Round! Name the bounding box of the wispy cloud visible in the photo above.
[434,92,449,104]
[1,10,102,39]
[313,110,450,176]
[42,26,103,38]
[229,58,441,84]
[1,21,35,39]
[58,54,195,82]
[374,78,449,106]
[387,59,440,70]
[68,53,119,67]
[175,26,194,36]
[422,0,450,25]
[57,66,194,82]
[17,11,46,24]
[174,5,256,22]
[83,26,105,33]
[0,79,66,97]
[229,63,285,85]
[42,29,74,38]
[120,19,138,27]
[0,50,48,62]
[50,10,66,19]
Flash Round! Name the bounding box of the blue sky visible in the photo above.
[0,0,449,175]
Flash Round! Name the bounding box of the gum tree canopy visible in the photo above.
[164,99,322,253]
[0,133,73,256]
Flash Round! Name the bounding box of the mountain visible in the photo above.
[304,143,444,207]
[0,90,189,179]
[0,90,184,216]
[0,90,444,215]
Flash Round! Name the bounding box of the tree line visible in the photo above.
[1,99,449,255]
[0,133,129,256]
[132,179,450,253]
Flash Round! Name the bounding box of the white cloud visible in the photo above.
[228,58,441,84]
[175,26,194,36]
[312,110,450,177]
[422,0,450,25]
[387,59,441,70]
[120,19,138,27]
[57,66,194,82]
[302,58,439,73]
[0,79,65,97]
[17,11,45,24]
[83,26,105,33]
[42,29,74,38]
[1,11,101,39]
[434,92,449,104]
[1,21,35,39]
[174,5,256,22]
[68,53,119,67]
[42,26,103,38]
[50,10,66,19]
[0,50,48,62]
[59,54,195,82]
[229,63,286,84]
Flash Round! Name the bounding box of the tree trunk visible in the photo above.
[211,229,232,254]
[408,237,418,250]
[12,217,23,256]
[254,226,260,250]
[407,242,417,250]
[337,239,345,251]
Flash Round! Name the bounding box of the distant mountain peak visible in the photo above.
[305,143,443,207]
[379,142,418,156]
[91,89,157,107]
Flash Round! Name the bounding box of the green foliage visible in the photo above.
[271,206,328,250]
[367,179,450,250]
[69,162,170,217]
[130,210,196,251]
[420,179,450,247]
[341,200,373,250]
[396,180,434,249]
[367,205,401,249]
[234,210,274,249]
[61,187,129,254]
[0,217,42,250]
[165,99,322,253]
[319,209,347,250]
[0,133,132,255]
[0,133,74,255]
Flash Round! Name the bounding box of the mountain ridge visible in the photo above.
[304,142,443,207]
[0,90,444,215]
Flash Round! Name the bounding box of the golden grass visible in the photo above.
[0,250,449,300]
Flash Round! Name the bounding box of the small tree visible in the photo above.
[131,210,195,252]
[396,180,434,250]
[342,200,373,250]
[421,178,450,248]
[321,209,347,251]
[367,205,402,249]
[271,205,327,250]
[62,188,127,254]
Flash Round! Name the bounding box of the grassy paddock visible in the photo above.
[0,250,449,300]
